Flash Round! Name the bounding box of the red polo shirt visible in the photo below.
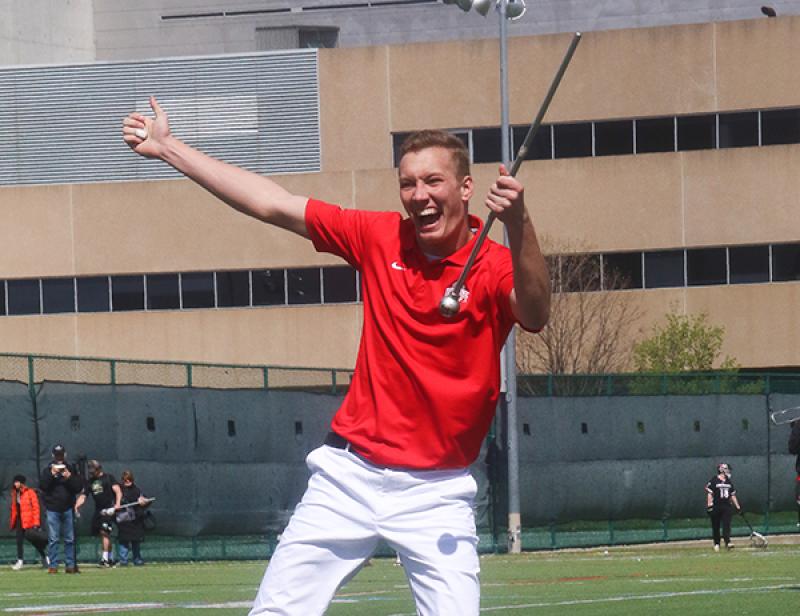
[306,199,518,469]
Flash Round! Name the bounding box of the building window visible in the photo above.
[686,247,726,286]
[256,26,339,50]
[42,278,75,314]
[299,27,339,49]
[288,268,321,305]
[216,271,250,308]
[761,108,800,145]
[554,122,592,159]
[635,117,675,153]
[0,282,6,316]
[322,266,358,303]
[718,111,758,148]
[77,277,110,313]
[560,254,601,292]
[594,120,634,156]
[146,274,180,310]
[472,127,503,164]
[9,238,800,321]
[112,275,145,312]
[392,132,412,167]
[602,252,643,289]
[181,272,215,309]
[7,279,41,315]
[729,245,769,284]
[772,243,800,281]
[677,115,716,151]
[644,250,684,288]
[512,124,552,160]
[450,131,469,150]
[252,269,286,306]
[393,105,800,167]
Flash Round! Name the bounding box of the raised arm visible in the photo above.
[112,483,123,509]
[484,165,551,331]
[122,96,309,237]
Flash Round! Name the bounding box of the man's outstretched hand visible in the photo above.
[122,96,171,159]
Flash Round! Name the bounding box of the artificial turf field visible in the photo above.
[1,540,798,615]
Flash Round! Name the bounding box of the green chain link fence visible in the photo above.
[2,353,798,563]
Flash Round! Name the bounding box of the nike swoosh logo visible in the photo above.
[391,261,407,271]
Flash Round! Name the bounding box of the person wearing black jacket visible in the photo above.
[705,462,741,551]
[790,420,800,528]
[75,460,122,568]
[39,444,84,574]
[115,469,152,566]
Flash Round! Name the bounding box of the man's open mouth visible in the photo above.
[416,207,441,229]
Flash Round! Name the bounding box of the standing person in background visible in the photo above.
[75,460,122,567]
[123,98,550,615]
[39,445,84,574]
[705,462,741,552]
[8,475,48,570]
[115,470,152,567]
[789,420,800,527]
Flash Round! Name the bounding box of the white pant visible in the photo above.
[250,444,480,615]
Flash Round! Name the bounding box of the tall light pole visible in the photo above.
[443,0,527,554]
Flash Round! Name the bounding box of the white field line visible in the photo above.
[0,594,115,600]
[481,575,795,588]
[4,602,255,614]
[639,576,793,584]
[7,580,798,615]
[5,604,166,614]
[483,547,800,567]
[177,602,253,610]
[0,590,191,601]
[478,582,799,613]
[382,582,799,616]
[4,591,410,614]
[3,585,406,614]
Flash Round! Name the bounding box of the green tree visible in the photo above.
[632,312,738,373]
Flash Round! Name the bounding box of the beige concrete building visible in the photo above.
[0,16,798,370]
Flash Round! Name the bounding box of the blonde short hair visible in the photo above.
[398,130,470,180]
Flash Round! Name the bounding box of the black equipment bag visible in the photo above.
[142,510,156,531]
[24,527,48,550]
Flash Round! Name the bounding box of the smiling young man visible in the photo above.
[123,99,550,615]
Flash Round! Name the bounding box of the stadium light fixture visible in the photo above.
[506,0,526,20]
[450,0,527,20]
[472,0,494,16]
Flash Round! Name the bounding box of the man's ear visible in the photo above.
[461,174,474,202]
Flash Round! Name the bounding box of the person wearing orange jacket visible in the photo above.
[9,475,48,570]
